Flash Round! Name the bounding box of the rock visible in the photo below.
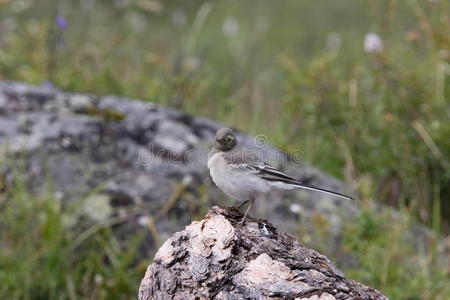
[139,206,388,300]
[0,80,447,271]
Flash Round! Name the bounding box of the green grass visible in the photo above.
[0,0,449,298]
[343,206,450,299]
[0,162,149,299]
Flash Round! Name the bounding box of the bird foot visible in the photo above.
[237,200,253,226]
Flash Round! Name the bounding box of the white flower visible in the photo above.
[289,203,302,214]
[222,16,239,37]
[138,216,149,227]
[94,274,103,285]
[364,32,383,53]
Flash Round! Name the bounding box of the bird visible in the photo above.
[207,127,353,224]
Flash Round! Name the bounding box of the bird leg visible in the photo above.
[237,200,250,211]
[239,199,255,225]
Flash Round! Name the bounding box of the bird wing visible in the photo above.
[223,148,353,200]
[223,148,264,171]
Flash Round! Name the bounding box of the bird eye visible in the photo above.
[227,137,232,142]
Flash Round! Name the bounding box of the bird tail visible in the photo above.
[287,181,353,200]
[259,166,353,200]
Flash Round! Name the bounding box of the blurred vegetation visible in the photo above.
[343,206,449,299]
[0,0,449,299]
[0,161,149,299]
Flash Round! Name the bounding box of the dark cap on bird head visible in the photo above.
[214,128,237,151]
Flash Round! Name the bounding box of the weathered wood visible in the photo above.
[139,206,388,300]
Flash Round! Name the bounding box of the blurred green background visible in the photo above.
[0,0,449,299]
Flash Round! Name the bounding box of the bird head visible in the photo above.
[214,128,237,151]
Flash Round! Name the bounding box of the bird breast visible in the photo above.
[207,152,271,201]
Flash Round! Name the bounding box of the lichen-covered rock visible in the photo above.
[139,206,388,300]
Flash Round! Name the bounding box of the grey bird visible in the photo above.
[207,128,352,224]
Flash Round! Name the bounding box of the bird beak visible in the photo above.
[215,137,225,144]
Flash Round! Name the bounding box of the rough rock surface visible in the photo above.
[139,206,388,300]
